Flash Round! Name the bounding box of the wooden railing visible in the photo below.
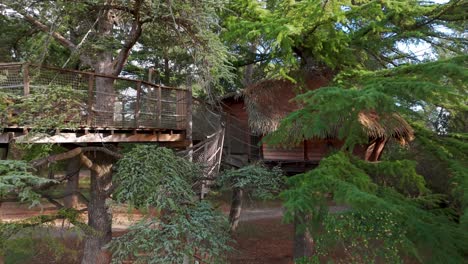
[0,62,190,130]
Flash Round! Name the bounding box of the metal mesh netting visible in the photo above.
[192,100,222,139]
[0,63,188,130]
[188,101,225,197]
[0,63,26,96]
[188,128,224,198]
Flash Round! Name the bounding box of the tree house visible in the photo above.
[222,75,413,173]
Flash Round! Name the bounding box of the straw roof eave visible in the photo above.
[241,79,414,144]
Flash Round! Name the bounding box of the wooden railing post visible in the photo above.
[157,86,162,128]
[23,63,30,96]
[135,81,142,128]
[186,78,193,161]
[87,75,94,126]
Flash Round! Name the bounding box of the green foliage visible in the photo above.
[353,158,428,196]
[317,210,407,264]
[0,91,16,126]
[0,84,86,141]
[110,202,231,264]
[266,56,467,148]
[13,85,86,131]
[19,143,66,162]
[281,152,468,263]
[0,160,56,207]
[113,146,200,210]
[2,0,234,95]
[223,0,467,77]
[217,164,285,199]
[0,207,86,262]
[3,235,35,264]
[414,126,468,228]
[111,146,231,263]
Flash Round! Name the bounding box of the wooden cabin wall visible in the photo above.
[222,98,263,166]
[222,95,375,172]
[263,139,370,164]
[223,99,250,155]
[262,143,304,161]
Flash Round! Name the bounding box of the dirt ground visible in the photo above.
[229,217,294,264]
[0,200,294,264]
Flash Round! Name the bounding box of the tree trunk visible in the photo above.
[164,56,170,85]
[293,213,314,261]
[64,156,81,208]
[82,10,121,264]
[93,77,116,126]
[93,9,117,127]
[229,187,243,232]
[81,152,113,264]
[243,42,257,86]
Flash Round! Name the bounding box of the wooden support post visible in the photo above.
[135,81,142,128]
[87,75,94,127]
[226,115,232,159]
[303,139,308,161]
[23,63,30,96]
[0,144,9,160]
[186,78,193,162]
[218,127,225,165]
[148,67,154,83]
[157,86,162,128]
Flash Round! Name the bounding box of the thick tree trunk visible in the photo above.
[293,213,314,261]
[94,77,116,126]
[81,152,113,264]
[64,156,81,208]
[243,42,257,86]
[93,9,117,127]
[164,57,170,85]
[82,10,120,264]
[229,187,243,232]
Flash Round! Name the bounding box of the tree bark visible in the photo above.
[64,156,81,208]
[81,152,114,264]
[242,42,257,86]
[293,212,314,261]
[93,9,117,127]
[164,56,170,85]
[229,187,243,232]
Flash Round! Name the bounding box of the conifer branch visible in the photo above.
[112,0,143,75]
[31,147,122,168]
[3,5,94,67]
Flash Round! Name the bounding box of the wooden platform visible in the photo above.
[0,62,191,146]
[0,127,188,147]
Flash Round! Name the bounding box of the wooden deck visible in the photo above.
[0,62,190,146]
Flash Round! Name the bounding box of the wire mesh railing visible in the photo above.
[0,62,189,130]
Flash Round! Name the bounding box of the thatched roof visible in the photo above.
[358,112,414,145]
[243,79,300,135]
[240,78,414,144]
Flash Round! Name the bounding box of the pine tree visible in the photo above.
[222,0,467,262]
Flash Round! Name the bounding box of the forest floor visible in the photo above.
[227,207,294,264]
[0,197,294,264]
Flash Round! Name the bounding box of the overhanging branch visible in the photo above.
[3,5,93,66]
[31,147,122,168]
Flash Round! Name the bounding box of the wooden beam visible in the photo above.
[186,78,193,161]
[135,81,142,127]
[157,86,162,128]
[23,63,30,96]
[13,132,185,144]
[0,133,12,144]
[87,75,94,126]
